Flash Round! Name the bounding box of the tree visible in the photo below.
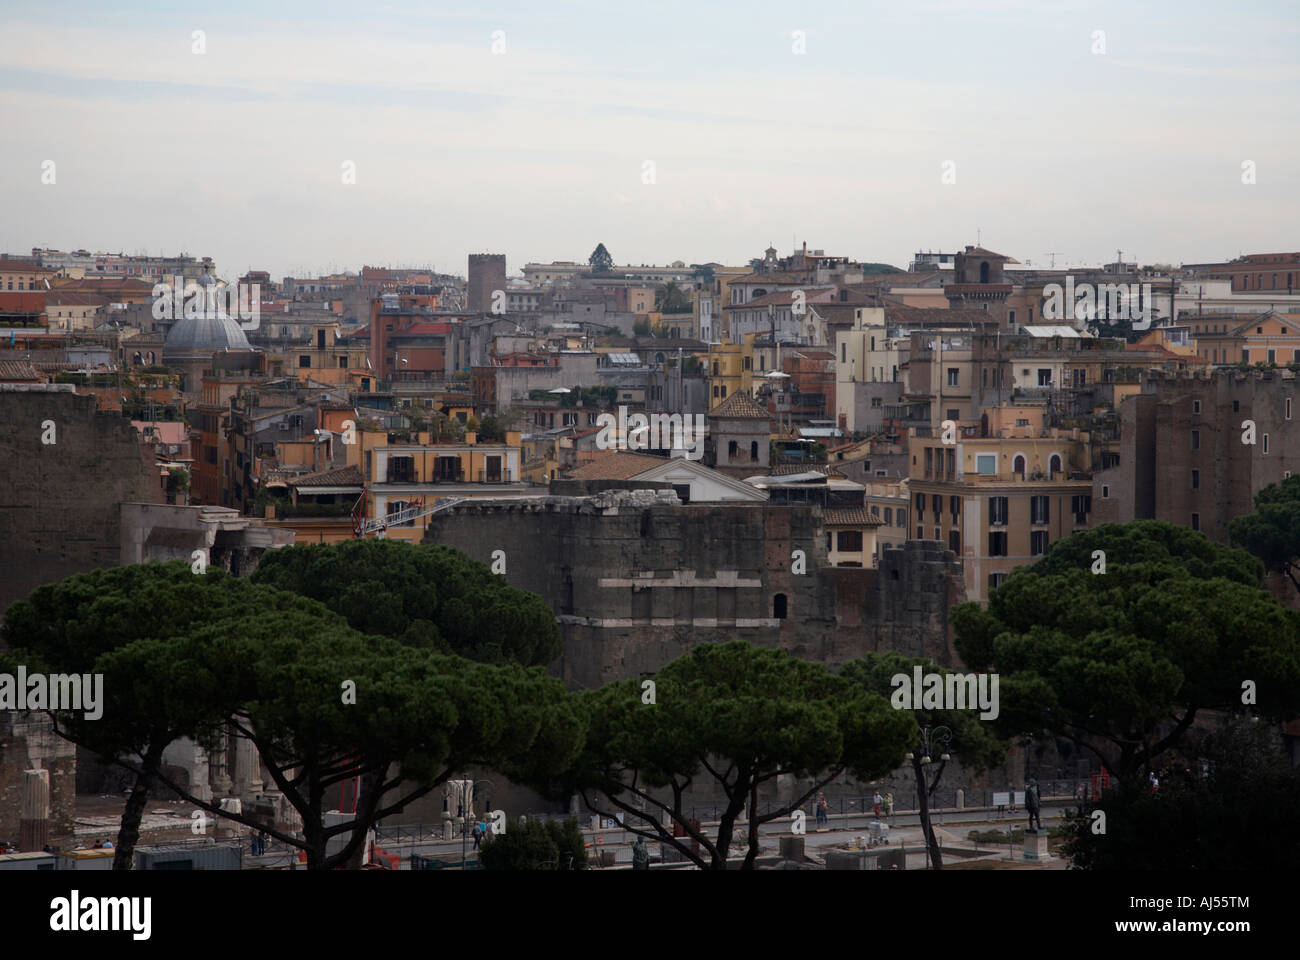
[1230,473,1300,594]
[118,613,584,869]
[250,539,563,667]
[655,281,690,313]
[953,522,1300,781]
[479,816,587,870]
[0,563,335,868]
[477,415,505,443]
[542,641,915,870]
[841,653,1008,870]
[632,318,651,336]
[589,244,614,274]
[1064,716,1300,869]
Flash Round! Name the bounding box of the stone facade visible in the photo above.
[0,387,165,618]
[421,489,966,689]
[1092,369,1298,544]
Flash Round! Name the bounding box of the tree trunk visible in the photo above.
[112,744,164,870]
[742,780,761,870]
[913,755,942,870]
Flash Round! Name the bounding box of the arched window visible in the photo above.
[1013,454,1026,479]
[773,594,788,619]
[1049,454,1062,478]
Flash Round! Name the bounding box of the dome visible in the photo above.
[163,313,252,359]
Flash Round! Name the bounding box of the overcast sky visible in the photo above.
[2,0,1296,280]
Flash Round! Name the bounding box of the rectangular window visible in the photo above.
[947,368,959,386]
[932,493,943,516]
[989,496,1009,525]
[1191,430,1200,450]
[1191,469,1199,490]
[898,508,906,528]
[884,507,893,525]
[948,529,960,553]
[1071,494,1092,524]
[1263,434,1269,455]
[1030,495,1049,525]
[989,572,1007,591]
[837,531,863,552]
[976,453,997,475]
[950,495,961,519]
[1191,513,1200,531]
[1192,400,1201,414]
[299,356,311,368]
[1037,369,1052,386]
[988,531,1008,556]
[1031,530,1049,556]
[1288,397,1293,421]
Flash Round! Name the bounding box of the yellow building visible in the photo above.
[908,423,1094,603]
[268,324,369,386]
[707,335,755,405]
[345,425,526,542]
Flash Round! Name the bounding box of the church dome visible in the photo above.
[163,313,252,360]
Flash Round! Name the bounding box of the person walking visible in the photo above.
[873,790,883,819]
[884,792,895,822]
[816,793,828,827]
[471,819,483,850]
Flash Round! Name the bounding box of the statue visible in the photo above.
[632,836,649,871]
[1025,778,1042,832]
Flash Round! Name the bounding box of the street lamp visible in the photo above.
[910,725,952,870]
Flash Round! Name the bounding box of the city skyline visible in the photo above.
[2,0,1296,280]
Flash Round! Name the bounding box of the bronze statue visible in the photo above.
[1025,778,1042,832]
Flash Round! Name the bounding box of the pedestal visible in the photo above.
[1021,829,1051,861]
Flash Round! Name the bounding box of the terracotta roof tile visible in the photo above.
[825,507,881,526]
[565,450,668,480]
[708,391,770,419]
[292,464,365,487]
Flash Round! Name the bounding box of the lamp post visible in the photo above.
[906,725,952,870]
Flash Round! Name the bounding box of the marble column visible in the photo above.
[233,737,264,798]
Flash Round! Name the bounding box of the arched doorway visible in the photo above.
[1013,454,1026,480]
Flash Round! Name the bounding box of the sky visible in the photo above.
[1,0,1296,281]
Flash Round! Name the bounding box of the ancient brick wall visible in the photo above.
[422,490,966,689]
[0,388,164,618]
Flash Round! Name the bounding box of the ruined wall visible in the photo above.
[422,490,966,689]
[0,712,77,843]
[0,388,164,618]
[0,388,164,844]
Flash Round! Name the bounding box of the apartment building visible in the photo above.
[908,416,1095,603]
[346,424,527,542]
